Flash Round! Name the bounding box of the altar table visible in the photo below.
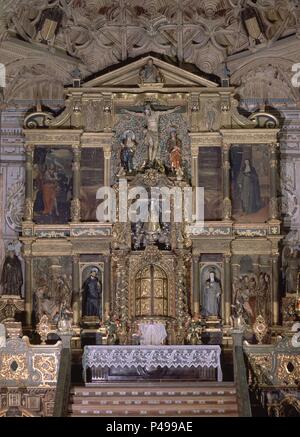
[82,345,222,383]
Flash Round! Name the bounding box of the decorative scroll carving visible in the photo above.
[223,197,232,221]
[253,315,268,344]
[244,335,300,389]
[24,111,54,129]
[249,111,280,129]
[24,199,33,222]
[36,315,52,344]
[5,179,25,231]
[277,354,300,386]
[0,335,61,387]
[4,0,299,76]
[71,198,81,222]
[0,298,24,323]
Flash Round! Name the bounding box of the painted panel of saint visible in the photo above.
[33,147,72,224]
[33,257,72,325]
[231,145,270,222]
[198,147,222,220]
[80,148,104,221]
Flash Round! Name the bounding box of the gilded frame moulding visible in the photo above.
[220,129,280,144]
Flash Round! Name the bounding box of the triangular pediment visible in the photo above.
[84,55,219,88]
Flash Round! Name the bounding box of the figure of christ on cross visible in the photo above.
[122,104,181,163]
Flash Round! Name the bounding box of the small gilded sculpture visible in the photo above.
[0,243,23,297]
[202,271,221,318]
[167,129,182,173]
[139,58,163,84]
[120,130,136,173]
[82,267,102,318]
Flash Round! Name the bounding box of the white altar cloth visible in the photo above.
[83,345,223,382]
[139,323,167,345]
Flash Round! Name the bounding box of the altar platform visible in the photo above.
[82,345,223,383]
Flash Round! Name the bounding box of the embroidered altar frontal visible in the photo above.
[83,345,222,383]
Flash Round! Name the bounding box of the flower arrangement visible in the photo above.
[186,315,203,345]
[102,315,121,344]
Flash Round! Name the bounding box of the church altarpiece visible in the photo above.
[4,56,283,344]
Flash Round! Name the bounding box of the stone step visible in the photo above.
[69,382,239,417]
[70,394,237,405]
[71,385,236,397]
[69,404,239,416]
[72,381,236,389]
[70,412,239,417]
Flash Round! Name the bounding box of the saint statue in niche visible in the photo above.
[201,271,221,318]
[82,267,102,318]
[0,243,23,297]
[120,130,136,173]
[237,159,261,214]
[122,104,180,163]
[204,99,217,131]
[167,129,182,172]
[139,58,163,84]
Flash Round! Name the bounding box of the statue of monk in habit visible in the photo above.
[0,243,23,298]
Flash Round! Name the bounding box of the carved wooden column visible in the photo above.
[103,95,112,132]
[104,147,111,187]
[224,253,232,326]
[176,252,189,344]
[191,146,199,188]
[71,144,81,222]
[222,143,232,220]
[24,144,34,221]
[72,254,80,325]
[269,142,279,221]
[192,257,200,315]
[112,251,129,320]
[189,94,199,132]
[23,247,32,326]
[103,256,111,319]
[191,146,199,218]
[271,253,280,326]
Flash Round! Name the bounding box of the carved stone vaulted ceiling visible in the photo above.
[0,0,300,104]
